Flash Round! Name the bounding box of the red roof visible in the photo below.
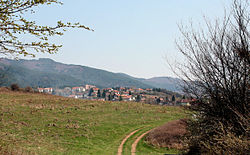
[72,87,83,89]
[121,95,132,98]
[93,88,99,91]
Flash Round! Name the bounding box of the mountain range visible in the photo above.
[0,58,182,92]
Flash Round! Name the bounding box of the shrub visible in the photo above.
[10,83,20,91]
[25,86,33,92]
[184,119,249,155]
[145,119,188,150]
[175,0,249,153]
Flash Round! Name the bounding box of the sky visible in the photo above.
[22,0,230,78]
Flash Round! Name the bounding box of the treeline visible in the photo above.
[152,88,182,98]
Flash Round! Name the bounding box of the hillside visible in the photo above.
[0,58,152,88]
[0,58,182,91]
[141,77,183,92]
[117,73,183,92]
[0,89,186,154]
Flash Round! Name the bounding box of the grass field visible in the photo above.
[121,126,181,155]
[0,90,187,154]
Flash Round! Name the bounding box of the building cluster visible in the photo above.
[37,85,196,106]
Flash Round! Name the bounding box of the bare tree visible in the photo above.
[175,0,249,154]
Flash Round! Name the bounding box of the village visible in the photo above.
[37,85,195,106]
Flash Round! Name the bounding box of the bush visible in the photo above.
[25,86,33,92]
[184,119,249,155]
[145,119,188,150]
[176,0,249,154]
[10,83,20,91]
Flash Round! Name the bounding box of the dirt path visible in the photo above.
[117,129,140,155]
[131,129,153,155]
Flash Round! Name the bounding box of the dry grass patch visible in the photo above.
[145,119,188,150]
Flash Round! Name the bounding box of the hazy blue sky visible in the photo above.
[24,0,230,78]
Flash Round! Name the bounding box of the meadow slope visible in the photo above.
[0,90,186,154]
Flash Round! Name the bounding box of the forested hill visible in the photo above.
[116,73,183,92]
[0,58,152,88]
[0,58,182,91]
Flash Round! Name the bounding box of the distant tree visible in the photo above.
[171,95,175,102]
[88,88,93,96]
[10,83,19,91]
[182,95,186,99]
[136,95,141,102]
[108,94,112,101]
[0,0,93,58]
[102,90,106,98]
[97,89,101,98]
[112,94,115,100]
[129,91,132,95]
[25,86,33,92]
[156,98,161,104]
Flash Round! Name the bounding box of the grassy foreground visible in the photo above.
[0,90,186,154]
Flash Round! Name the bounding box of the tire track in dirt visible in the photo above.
[131,129,153,155]
[117,129,140,155]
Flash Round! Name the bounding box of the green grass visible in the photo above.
[122,126,152,155]
[136,137,181,155]
[122,127,181,155]
[0,91,186,154]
